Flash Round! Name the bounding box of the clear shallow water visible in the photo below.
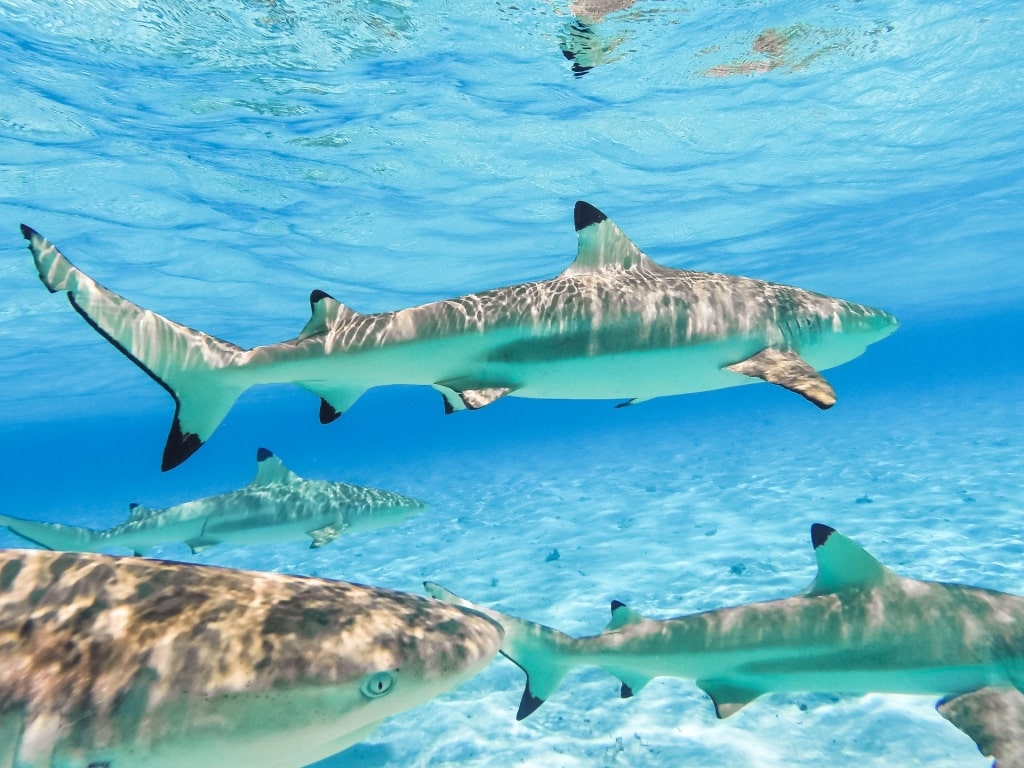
[1,0,1022,766]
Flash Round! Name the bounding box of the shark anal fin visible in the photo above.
[296,384,364,423]
[937,687,1024,767]
[308,523,346,548]
[434,381,515,413]
[697,680,762,718]
[725,348,836,409]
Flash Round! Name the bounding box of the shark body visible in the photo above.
[427,525,1024,767]
[0,548,503,768]
[0,448,425,556]
[22,202,898,470]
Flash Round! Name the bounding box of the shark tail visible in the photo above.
[23,226,247,470]
[425,582,578,719]
[0,513,104,553]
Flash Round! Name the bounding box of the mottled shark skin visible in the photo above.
[22,202,898,470]
[0,549,503,768]
[427,525,1024,767]
[0,448,426,556]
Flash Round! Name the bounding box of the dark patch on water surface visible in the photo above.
[0,559,22,590]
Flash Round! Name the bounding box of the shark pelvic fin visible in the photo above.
[308,523,347,548]
[298,289,359,340]
[807,524,892,595]
[606,600,646,631]
[725,348,836,409]
[936,687,1024,767]
[434,381,516,413]
[697,680,763,718]
[559,201,652,277]
[250,449,299,486]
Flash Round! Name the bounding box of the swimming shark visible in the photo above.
[0,448,426,556]
[426,525,1024,767]
[22,202,898,470]
[0,548,503,768]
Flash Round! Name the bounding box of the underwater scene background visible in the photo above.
[1,0,1022,765]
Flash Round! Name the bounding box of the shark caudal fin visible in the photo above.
[0,513,102,553]
[23,226,247,470]
[425,582,578,719]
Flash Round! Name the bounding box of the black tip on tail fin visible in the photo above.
[574,201,607,232]
[162,416,203,472]
[516,686,546,721]
[319,399,342,424]
[811,523,836,549]
[256,447,273,462]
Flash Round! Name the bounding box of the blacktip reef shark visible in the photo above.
[21,202,898,470]
[0,548,503,768]
[427,525,1024,767]
[0,448,426,556]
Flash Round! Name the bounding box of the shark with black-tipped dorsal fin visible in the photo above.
[426,525,1024,767]
[0,548,503,767]
[22,202,898,470]
[0,448,425,556]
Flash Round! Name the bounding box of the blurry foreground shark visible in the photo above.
[0,448,425,556]
[22,202,898,470]
[427,525,1024,767]
[0,549,502,768]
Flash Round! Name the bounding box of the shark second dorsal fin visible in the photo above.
[807,523,892,595]
[298,290,359,341]
[250,448,299,486]
[559,202,652,277]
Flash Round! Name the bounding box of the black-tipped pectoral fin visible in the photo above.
[937,687,1024,767]
[725,348,836,409]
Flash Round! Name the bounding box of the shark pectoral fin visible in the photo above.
[937,687,1024,766]
[806,523,892,595]
[433,381,516,413]
[298,290,359,341]
[308,523,347,548]
[725,348,836,409]
[296,383,365,424]
[697,680,762,718]
[185,538,218,555]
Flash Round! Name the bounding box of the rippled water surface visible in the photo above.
[1,0,1022,766]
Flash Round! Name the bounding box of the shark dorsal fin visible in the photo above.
[126,502,158,522]
[251,448,299,486]
[605,599,646,631]
[298,290,358,341]
[807,523,892,595]
[559,202,651,277]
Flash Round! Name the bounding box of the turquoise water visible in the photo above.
[1,0,1023,765]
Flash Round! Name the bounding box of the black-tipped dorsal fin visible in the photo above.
[605,600,646,631]
[250,448,298,486]
[126,502,158,522]
[559,201,652,277]
[298,290,358,340]
[807,524,892,595]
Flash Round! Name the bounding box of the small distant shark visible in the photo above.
[22,203,898,470]
[0,549,503,768]
[427,525,1024,767]
[0,448,426,556]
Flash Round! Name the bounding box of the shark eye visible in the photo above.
[360,671,395,699]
